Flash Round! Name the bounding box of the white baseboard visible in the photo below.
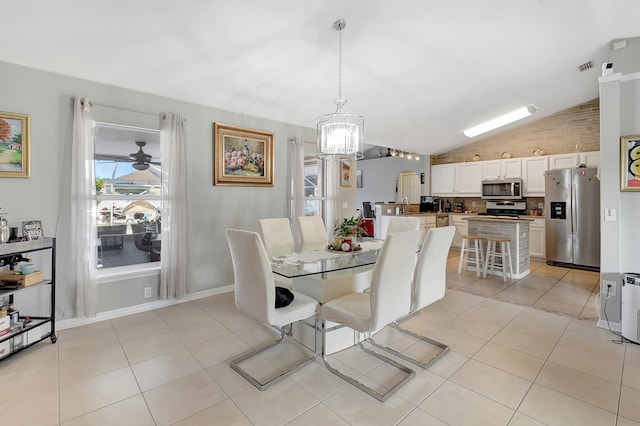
[57,285,234,331]
[597,318,621,333]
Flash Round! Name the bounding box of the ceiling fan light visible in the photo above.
[129,140,152,169]
[132,162,149,171]
[463,104,537,138]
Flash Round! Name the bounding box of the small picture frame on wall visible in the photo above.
[0,111,30,178]
[356,169,362,188]
[620,134,640,191]
[340,160,352,187]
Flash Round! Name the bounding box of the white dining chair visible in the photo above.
[258,218,295,249]
[259,217,295,289]
[368,226,455,369]
[226,229,319,390]
[297,215,329,244]
[319,230,421,401]
[385,216,420,238]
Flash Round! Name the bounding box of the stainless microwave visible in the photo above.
[481,178,523,200]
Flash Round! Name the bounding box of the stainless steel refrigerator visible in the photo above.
[545,167,600,269]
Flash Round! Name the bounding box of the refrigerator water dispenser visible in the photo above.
[550,202,566,220]
[622,273,640,344]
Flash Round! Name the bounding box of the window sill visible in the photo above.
[97,263,160,284]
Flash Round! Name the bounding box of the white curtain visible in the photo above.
[160,113,188,299]
[56,96,98,318]
[289,138,305,244]
[325,159,341,238]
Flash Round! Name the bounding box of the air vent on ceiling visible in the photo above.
[578,61,594,72]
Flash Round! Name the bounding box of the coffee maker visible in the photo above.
[420,196,441,212]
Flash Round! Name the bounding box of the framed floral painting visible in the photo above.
[213,123,274,186]
[340,160,352,187]
[0,111,30,178]
[621,134,640,191]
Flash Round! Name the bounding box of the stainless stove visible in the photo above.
[477,201,527,218]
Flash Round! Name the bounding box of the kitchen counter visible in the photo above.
[462,216,533,223]
[464,216,531,279]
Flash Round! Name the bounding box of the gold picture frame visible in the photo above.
[620,134,640,191]
[213,123,274,186]
[340,159,353,187]
[0,111,30,178]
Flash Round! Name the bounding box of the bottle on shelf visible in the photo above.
[0,215,9,244]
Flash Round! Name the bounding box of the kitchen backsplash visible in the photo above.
[392,197,546,215]
[432,197,545,215]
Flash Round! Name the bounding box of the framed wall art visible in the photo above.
[0,111,30,178]
[620,134,640,191]
[213,123,275,186]
[356,169,362,188]
[340,159,352,187]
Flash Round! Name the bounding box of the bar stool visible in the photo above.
[484,237,513,282]
[457,235,485,277]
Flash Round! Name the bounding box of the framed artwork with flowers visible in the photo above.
[213,123,274,186]
[0,111,30,178]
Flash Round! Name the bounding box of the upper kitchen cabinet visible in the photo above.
[481,159,522,181]
[581,151,600,167]
[549,151,600,170]
[455,162,482,195]
[522,156,548,196]
[431,164,456,196]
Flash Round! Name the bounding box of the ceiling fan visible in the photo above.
[129,141,152,170]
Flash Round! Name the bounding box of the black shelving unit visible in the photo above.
[0,237,56,360]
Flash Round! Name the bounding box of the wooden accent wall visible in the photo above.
[432,98,599,164]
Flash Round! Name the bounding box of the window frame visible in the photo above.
[93,121,163,273]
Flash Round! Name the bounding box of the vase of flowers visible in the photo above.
[334,216,368,239]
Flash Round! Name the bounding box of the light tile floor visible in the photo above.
[2,253,639,425]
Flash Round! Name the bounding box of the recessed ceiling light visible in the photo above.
[463,105,537,138]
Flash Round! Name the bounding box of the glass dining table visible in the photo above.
[269,239,382,282]
[267,239,384,354]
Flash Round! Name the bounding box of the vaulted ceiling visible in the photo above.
[2,1,638,155]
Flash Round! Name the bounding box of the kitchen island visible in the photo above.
[463,216,533,279]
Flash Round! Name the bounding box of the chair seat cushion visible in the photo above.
[270,291,318,328]
[320,292,371,333]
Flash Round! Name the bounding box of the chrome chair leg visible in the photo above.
[320,320,415,402]
[229,315,318,391]
[365,311,450,370]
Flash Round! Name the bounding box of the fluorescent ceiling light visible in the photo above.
[463,104,537,138]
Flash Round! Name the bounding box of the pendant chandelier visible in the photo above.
[316,19,364,160]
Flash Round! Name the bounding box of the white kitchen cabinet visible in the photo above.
[529,218,545,261]
[481,159,522,181]
[522,156,548,196]
[455,163,482,195]
[418,215,436,242]
[549,151,600,170]
[451,214,473,249]
[431,164,456,196]
[549,153,579,169]
[582,151,600,167]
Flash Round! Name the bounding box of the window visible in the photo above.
[94,122,162,269]
[303,155,325,217]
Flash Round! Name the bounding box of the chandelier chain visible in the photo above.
[337,26,342,101]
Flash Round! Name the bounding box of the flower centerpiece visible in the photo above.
[331,216,368,251]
